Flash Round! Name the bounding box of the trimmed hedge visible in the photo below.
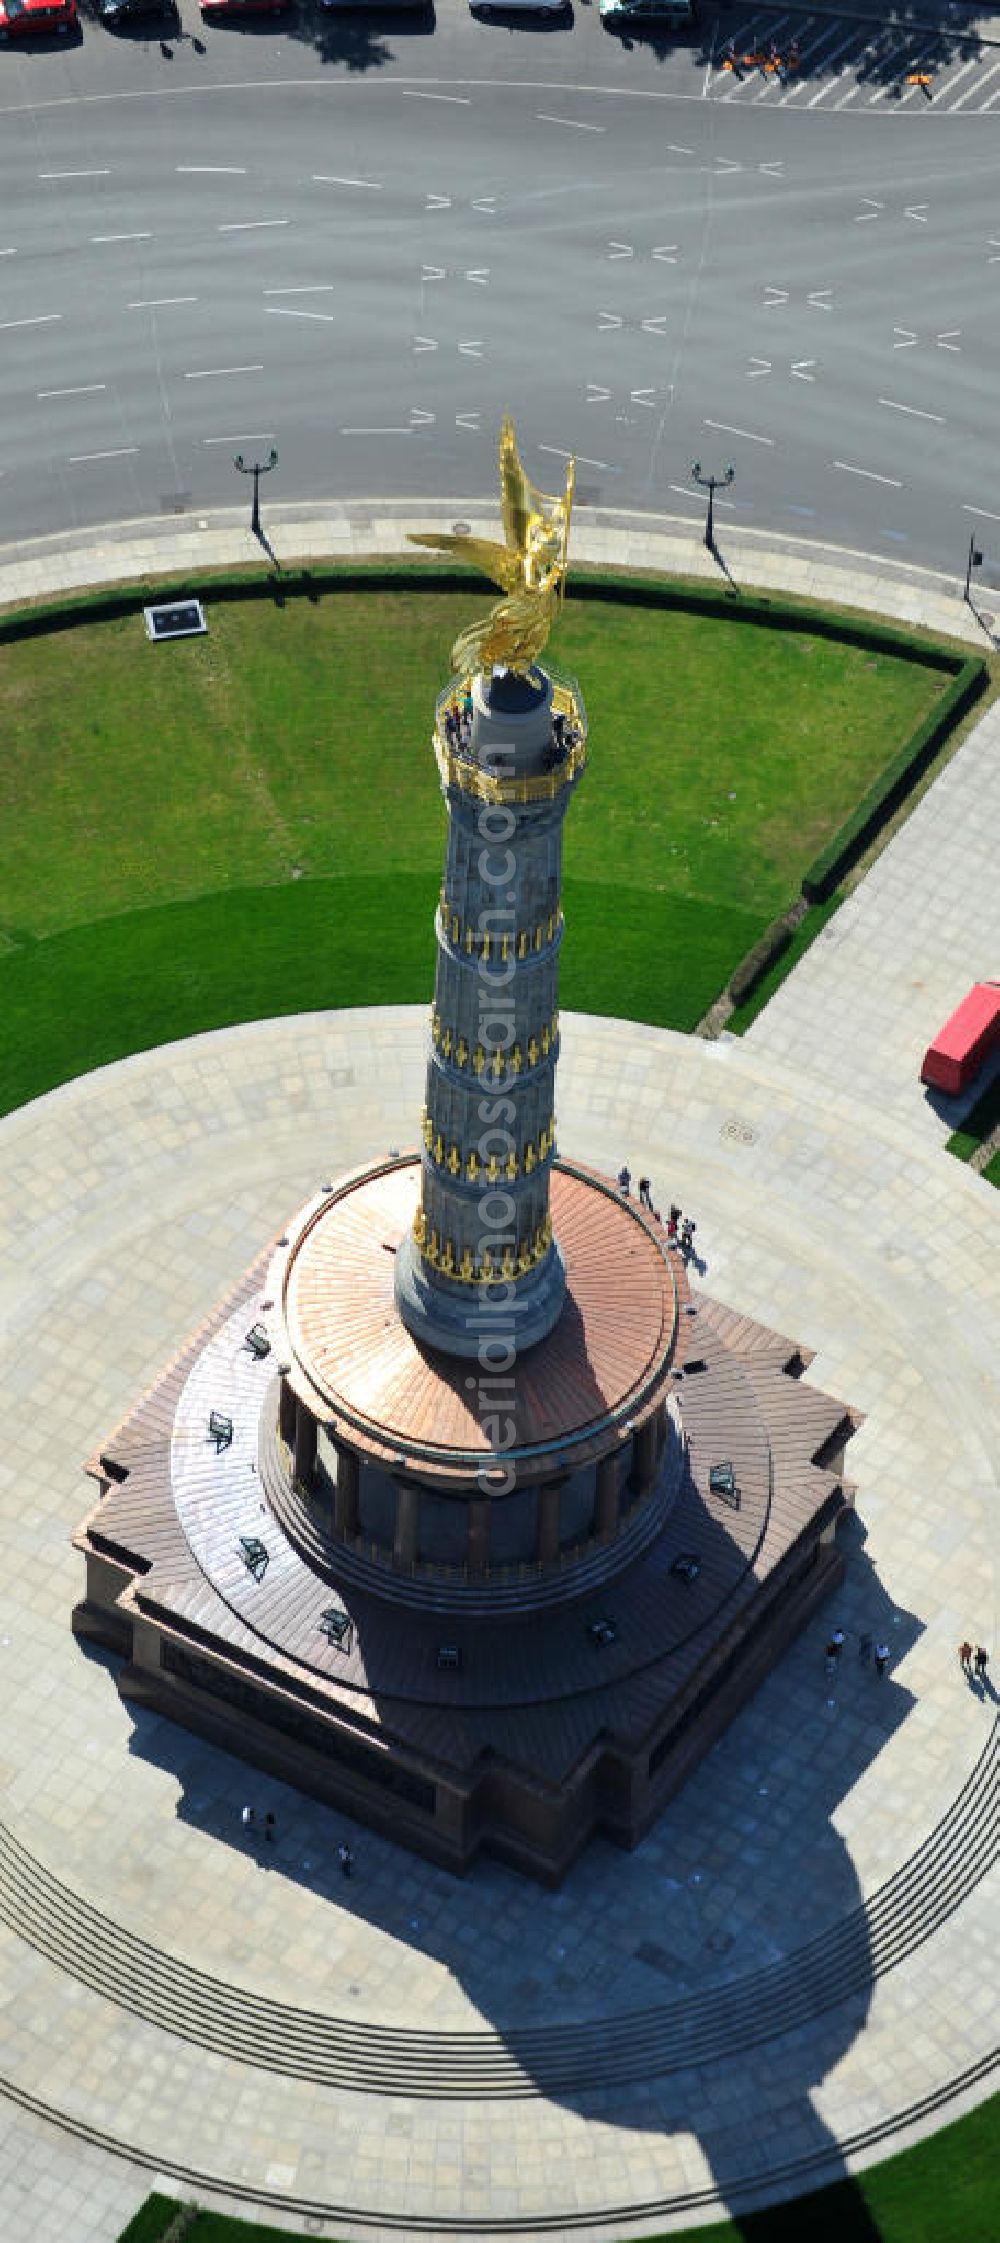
[116,2196,184,2243]
[802,655,988,901]
[728,907,800,1006]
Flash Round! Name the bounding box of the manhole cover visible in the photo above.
[720,1116,757,1146]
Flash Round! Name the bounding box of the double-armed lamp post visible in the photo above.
[690,457,735,551]
[233,447,278,540]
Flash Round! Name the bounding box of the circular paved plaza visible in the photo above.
[0,948,997,2236]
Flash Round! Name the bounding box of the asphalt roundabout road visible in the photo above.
[2,0,1000,575]
[0,996,997,2238]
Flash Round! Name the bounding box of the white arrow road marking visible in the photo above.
[422,265,447,283]
[586,384,612,402]
[456,413,481,430]
[471,197,496,212]
[758,161,784,176]
[630,388,657,407]
[905,204,928,222]
[746,357,772,377]
[539,444,612,469]
[458,340,484,357]
[465,269,490,284]
[413,337,438,352]
[426,194,452,210]
[598,311,623,331]
[808,290,833,310]
[855,198,883,221]
[936,330,961,351]
[641,315,668,335]
[652,245,679,262]
[714,158,743,174]
[607,242,634,258]
[790,360,816,380]
[764,286,789,308]
[410,408,436,427]
[893,327,918,348]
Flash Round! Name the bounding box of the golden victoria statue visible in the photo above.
[409,415,575,677]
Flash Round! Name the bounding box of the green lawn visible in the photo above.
[0,579,947,1116]
[118,2087,1000,2243]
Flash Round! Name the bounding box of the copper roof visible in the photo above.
[273,1158,682,1481]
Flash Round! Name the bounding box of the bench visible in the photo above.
[244,1323,271,1360]
[920,981,1000,1096]
[208,1410,233,1452]
[238,1535,269,1582]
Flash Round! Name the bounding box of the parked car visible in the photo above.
[470,0,569,18]
[201,0,291,18]
[95,0,177,24]
[0,0,77,32]
[600,0,695,27]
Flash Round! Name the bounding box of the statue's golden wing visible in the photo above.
[407,530,521,594]
[498,416,535,568]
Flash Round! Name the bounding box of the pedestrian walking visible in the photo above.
[959,1641,974,1675]
[337,1842,354,1879]
[680,1217,696,1261]
[638,1176,653,1210]
[874,1641,890,1679]
[974,1645,990,1680]
[618,1165,631,1195]
[666,1204,681,1246]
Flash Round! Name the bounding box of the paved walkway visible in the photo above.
[0,509,997,2243]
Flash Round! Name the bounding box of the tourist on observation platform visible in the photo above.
[959,1640,974,1675]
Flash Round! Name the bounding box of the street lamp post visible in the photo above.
[233,447,278,540]
[964,531,984,605]
[690,457,735,551]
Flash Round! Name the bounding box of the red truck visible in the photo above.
[920,982,1000,1096]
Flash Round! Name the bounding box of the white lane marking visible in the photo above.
[312,175,382,189]
[539,444,611,469]
[129,296,197,309]
[426,193,451,210]
[39,168,111,180]
[413,336,438,352]
[962,502,1000,522]
[954,56,1000,108]
[878,397,945,423]
[38,383,107,398]
[455,412,480,430]
[668,481,733,506]
[808,290,833,311]
[855,198,883,222]
[185,364,264,380]
[893,327,917,348]
[667,142,693,153]
[91,232,153,244]
[641,315,668,335]
[458,339,483,356]
[203,432,276,445]
[598,311,623,331]
[422,264,447,282]
[764,285,789,307]
[465,268,490,283]
[806,31,861,105]
[218,220,289,232]
[403,89,470,102]
[176,165,247,174]
[746,356,771,376]
[608,241,634,259]
[904,204,928,222]
[982,84,1000,108]
[471,197,497,212]
[586,384,611,402]
[342,425,413,436]
[631,388,657,406]
[263,285,334,296]
[704,417,774,445]
[936,331,961,351]
[938,56,977,103]
[69,446,139,463]
[536,113,605,131]
[266,307,335,322]
[0,248,16,258]
[0,313,61,330]
[833,461,903,486]
[652,245,679,262]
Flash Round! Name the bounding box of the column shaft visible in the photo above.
[293,1400,317,1488]
[334,1445,360,1538]
[394,1481,420,1568]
